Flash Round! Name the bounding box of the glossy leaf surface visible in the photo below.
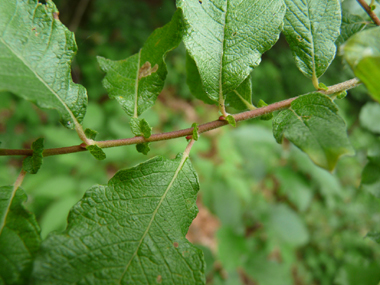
[32,155,204,284]
[273,93,354,171]
[0,0,87,129]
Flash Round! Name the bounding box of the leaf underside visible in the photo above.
[0,0,87,129]
[273,93,354,171]
[32,155,205,285]
[98,9,183,117]
[178,0,286,102]
[0,186,41,285]
[282,0,341,79]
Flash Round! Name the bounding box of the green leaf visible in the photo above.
[258,99,273,121]
[192,123,199,141]
[341,27,380,102]
[130,118,152,138]
[32,155,204,284]
[0,186,41,285]
[273,93,355,171]
[336,12,368,46]
[136,142,150,155]
[86,145,106,160]
[268,204,309,246]
[361,141,380,198]
[226,115,236,127]
[360,102,380,134]
[22,138,44,174]
[98,9,183,117]
[186,52,217,105]
[84,128,98,140]
[282,0,341,80]
[354,56,380,102]
[0,0,87,129]
[341,27,380,68]
[178,0,285,102]
[225,76,254,111]
[366,232,380,243]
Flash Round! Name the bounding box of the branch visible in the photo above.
[0,78,361,158]
[357,0,380,26]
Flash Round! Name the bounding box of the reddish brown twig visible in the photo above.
[357,0,380,26]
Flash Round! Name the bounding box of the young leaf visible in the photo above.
[273,93,355,171]
[0,0,87,129]
[98,9,183,117]
[341,27,380,102]
[136,142,150,155]
[226,115,236,127]
[178,0,285,102]
[86,145,106,160]
[225,76,254,111]
[22,138,44,174]
[130,118,152,138]
[84,128,98,140]
[0,186,41,285]
[192,123,199,141]
[282,0,341,82]
[336,12,368,46]
[32,155,205,284]
[257,99,273,121]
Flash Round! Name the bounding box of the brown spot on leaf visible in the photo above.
[156,275,162,283]
[53,12,59,20]
[173,242,179,248]
[138,62,158,80]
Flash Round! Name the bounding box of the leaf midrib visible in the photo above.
[0,19,78,126]
[118,154,189,284]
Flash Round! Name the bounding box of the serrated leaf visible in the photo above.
[273,93,354,171]
[86,145,106,160]
[0,186,41,285]
[32,155,205,284]
[336,12,368,46]
[84,128,98,140]
[282,0,341,80]
[178,0,285,102]
[192,123,199,141]
[130,118,152,138]
[136,142,150,155]
[0,0,87,129]
[98,9,183,117]
[22,138,44,174]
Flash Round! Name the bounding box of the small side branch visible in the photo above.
[357,0,380,26]
[0,78,362,158]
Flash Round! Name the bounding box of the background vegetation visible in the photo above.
[1,0,380,284]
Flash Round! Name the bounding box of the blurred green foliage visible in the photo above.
[1,0,380,284]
